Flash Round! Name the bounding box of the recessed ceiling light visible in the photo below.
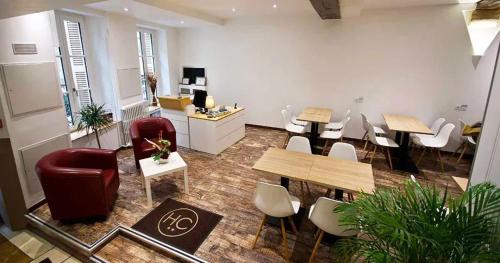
[180,20,185,24]
[272,4,277,9]
[123,7,129,12]
[232,7,236,12]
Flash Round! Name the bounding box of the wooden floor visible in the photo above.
[32,126,471,262]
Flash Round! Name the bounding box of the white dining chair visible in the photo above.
[328,142,358,161]
[325,109,350,130]
[286,105,309,126]
[327,142,358,201]
[360,113,386,150]
[286,136,312,200]
[320,116,350,155]
[454,119,477,164]
[410,117,445,149]
[413,123,455,172]
[308,197,358,263]
[281,109,306,147]
[253,182,301,260]
[364,122,399,170]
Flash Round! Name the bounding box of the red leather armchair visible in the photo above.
[130,117,177,168]
[35,148,120,221]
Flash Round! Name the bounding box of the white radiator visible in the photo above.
[121,100,149,146]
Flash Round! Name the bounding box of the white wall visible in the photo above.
[176,5,496,151]
[0,11,70,207]
[470,36,500,186]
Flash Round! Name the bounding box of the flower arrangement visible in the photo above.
[145,130,171,163]
[147,73,158,106]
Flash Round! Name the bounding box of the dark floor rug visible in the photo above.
[132,198,222,254]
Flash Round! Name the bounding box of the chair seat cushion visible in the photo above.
[286,123,306,134]
[375,136,399,148]
[290,195,301,214]
[320,130,342,139]
[325,121,343,130]
[373,126,386,134]
[292,116,308,126]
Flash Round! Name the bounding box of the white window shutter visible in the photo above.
[64,20,92,108]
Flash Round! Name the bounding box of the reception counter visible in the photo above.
[189,108,246,155]
[158,95,245,154]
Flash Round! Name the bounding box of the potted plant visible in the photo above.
[147,73,158,106]
[333,180,500,263]
[145,130,171,164]
[76,103,112,149]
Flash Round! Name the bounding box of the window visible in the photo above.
[137,29,157,100]
[55,12,93,127]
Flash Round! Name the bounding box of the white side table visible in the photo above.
[139,152,189,207]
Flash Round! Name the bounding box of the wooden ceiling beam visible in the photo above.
[309,0,341,20]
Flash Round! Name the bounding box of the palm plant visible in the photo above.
[76,103,111,149]
[333,180,500,263]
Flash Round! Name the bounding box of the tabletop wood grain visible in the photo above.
[253,148,375,193]
[383,114,433,134]
[297,107,332,123]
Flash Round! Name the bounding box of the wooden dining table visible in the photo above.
[383,114,433,173]
[253,148,375,200]
[296,107,332,149]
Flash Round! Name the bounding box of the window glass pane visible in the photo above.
[55,56,67,89]
[63,93,74,126]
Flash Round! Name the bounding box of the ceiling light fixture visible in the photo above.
[232,7,236,12]
[123,7,129,12]
[180,20,185,24]
[272,4,277,9]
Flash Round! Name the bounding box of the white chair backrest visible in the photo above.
[286,136,312,154]
[328,142,358,161]
[254,182,295,218]
[367,122,378,144]
[286,105,294,116]
[430,118,446,135]
[309,197,358,236]
[360,113,369,131]
[344,109,351,119]
[434,123,455,148]
[281,109,291,126]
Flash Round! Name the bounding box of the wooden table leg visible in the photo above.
[183,168,189,194]
[145,178,152,207]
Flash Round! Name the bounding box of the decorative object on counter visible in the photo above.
[205,96,215,112]
[147,73,158,106]
[195,76,206,86]
[145,130,171,164]
[76,103,112,149]
[182,78,190,84]
[234,103,237,109]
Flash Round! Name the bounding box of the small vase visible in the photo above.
[156,152,170,164]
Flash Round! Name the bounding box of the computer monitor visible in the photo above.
[193,90,207,109]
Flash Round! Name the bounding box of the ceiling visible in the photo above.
[85,0,481,27]
[0,0,102,19]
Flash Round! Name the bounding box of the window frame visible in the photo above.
[54,11,93,127]
[137,27,158,100]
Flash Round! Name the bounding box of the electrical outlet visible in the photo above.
[455,105,468,111]
[355,97,364,103]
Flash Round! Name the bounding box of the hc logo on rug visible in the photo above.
[158,208,199,237]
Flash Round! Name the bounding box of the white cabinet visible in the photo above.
[189,108,246,155]
[161,106,194,148]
